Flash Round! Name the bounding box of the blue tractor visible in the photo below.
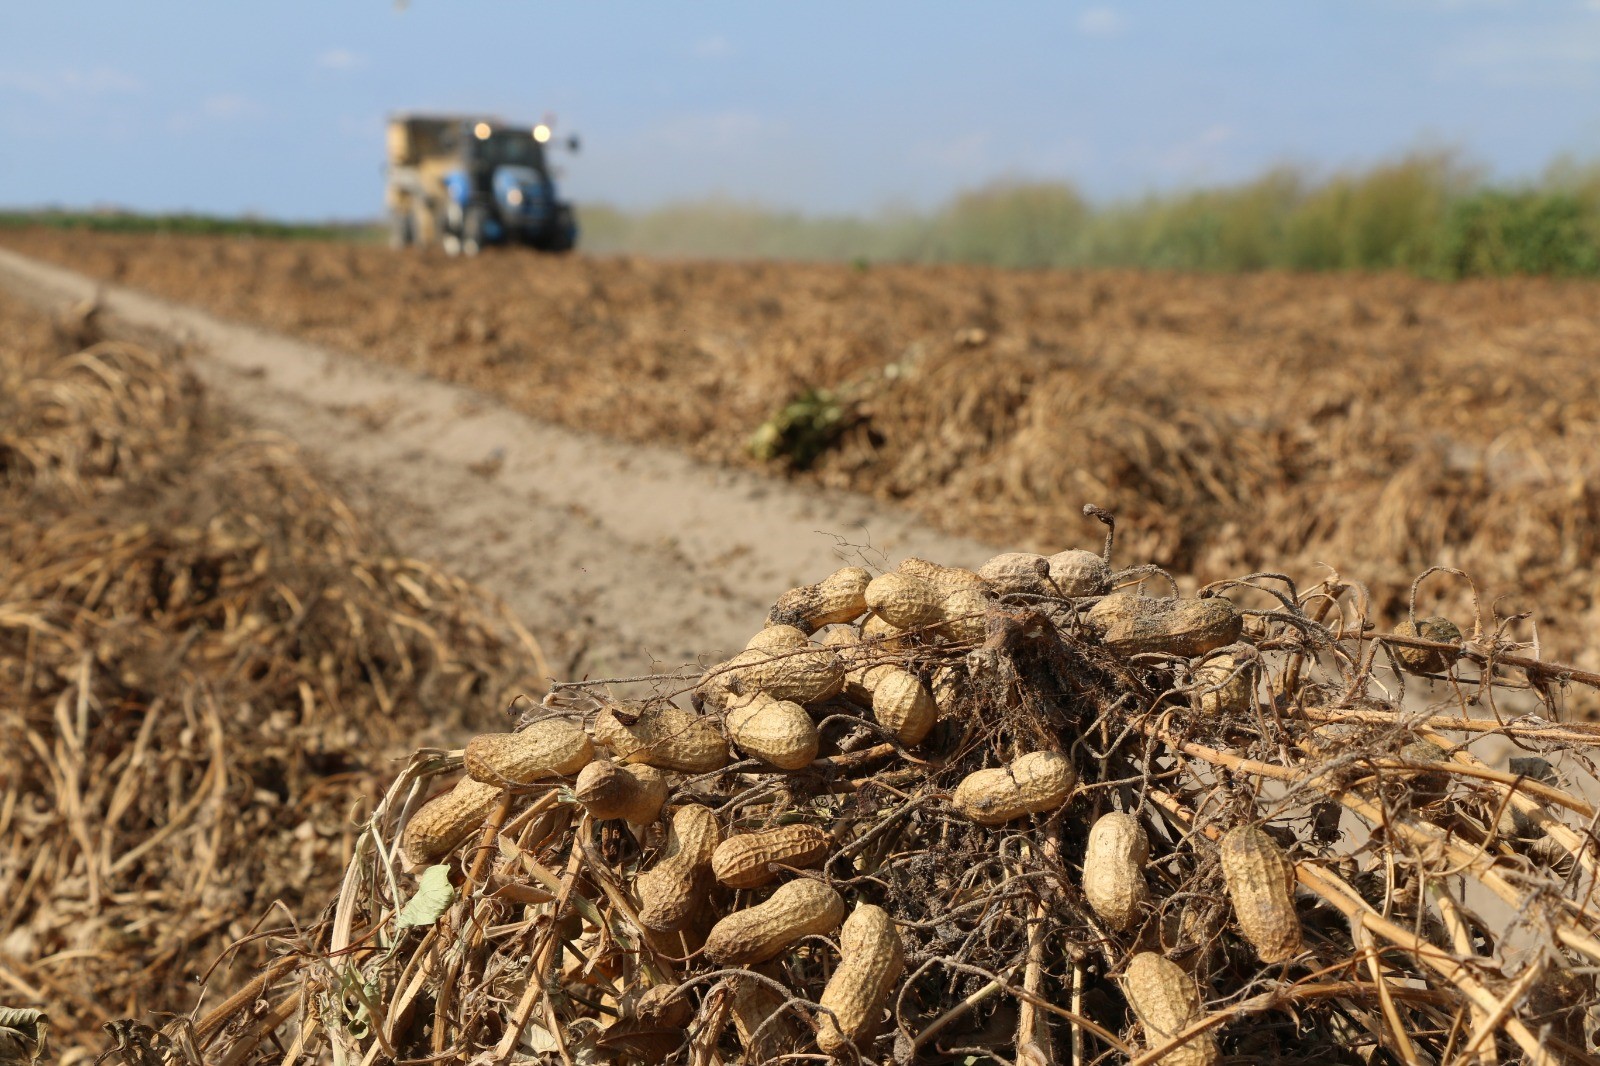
[386,113,578,255]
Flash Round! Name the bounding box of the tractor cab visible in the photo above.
[386,114,578,254]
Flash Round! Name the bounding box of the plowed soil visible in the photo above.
[5,228,1599,676]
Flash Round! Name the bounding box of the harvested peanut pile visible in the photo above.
[0,295,546,1058]
[174,513,1600,1065]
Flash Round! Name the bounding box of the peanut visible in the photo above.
[1047,548,1112,596]
[726,693,820,770]
[861,613,909,651]
[731,965,804,1060]
[938,587,991,643]
[703,878,845,965]
[1122,952,1219,1066]
[977,551,1050,596]
[1219,825,1301,963]
[700,645,845,708]
[1191,653,1253,716]
[712,824,832,888]
[898,557,985,594]
[594,702,730,773]
[1396,739,1450,805]
[401,776,502,865]
[870,666,936,746]
[462,719,593,786]
[1082,812,1151,931]
[952,751,1077,825]
[816,904,905,1053]
[1086,592,1242,657]
[767,566,871,633]
[931,664,967,718]
[747,624,810,653]
[635,805,722,933]
[864,571,943,629]
[573,758,668,823]
[1392,616,1462,674]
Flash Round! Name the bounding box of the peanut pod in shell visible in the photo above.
[1391,615,1462,674]
[1219,825,1302,963]
[573,759,668,823]
[725,693,820,770]
[1122,952,1219,1066]
[635,804,722,933]
[699,645,845,708]
[1047,547,1112,596]
[860,613,909,651]
[712,823,832,889]
[1191,653,1253,716]
[401,776,503,865]
[746,624,810,653]
[864,571,943,629]
[463,719,593,786]
[977,551,1052,596]
[938,586,991,643]
[1082,811,1151,931]
[594,702,730,773]
[731,965,805,1060]
[816,903,906,1053]
[703,877,846,965]
[869,665,936,746]
[952,751,1077,825]
[1087,592,1242,658]
[898,556,985,595]
[766,565,871,633]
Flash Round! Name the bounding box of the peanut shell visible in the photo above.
[712,824,832,888]
[703,878,845,965]
[816,904,905,1053]
[635,805,722,933]
[462,719,593,786]
[766,566,871,633]
[594,702,730,773]
[401,776,502,865]
[1087,592,1242,658]
[952,751,1077,825]
[1082,811,1151,931]
[1123,952,1219,1066]
[1219,825,1302,964]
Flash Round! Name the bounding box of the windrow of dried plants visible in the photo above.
[0,294,544,1058]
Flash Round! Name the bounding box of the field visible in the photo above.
[7,229,1600,1065]
[4,227,1599,683]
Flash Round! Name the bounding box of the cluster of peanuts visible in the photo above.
[393,547,1324,1063]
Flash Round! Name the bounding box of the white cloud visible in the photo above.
[1078,7,1124,36]
[693,35,733,59]
[317,48,367,71]
[0,66,142,102]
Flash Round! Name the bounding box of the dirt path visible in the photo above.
[0,247,993,678]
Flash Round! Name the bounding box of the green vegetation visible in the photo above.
[8,152,1600,278]
[582,153,1600,279]
[0,209,379,242]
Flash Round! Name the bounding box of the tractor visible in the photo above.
[385,113,578,254]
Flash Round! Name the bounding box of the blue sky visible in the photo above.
[3,2,1599,219]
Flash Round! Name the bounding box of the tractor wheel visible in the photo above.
[461,206,487,257]
[388,210,414,250]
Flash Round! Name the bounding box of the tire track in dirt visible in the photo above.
[0,247,993,679]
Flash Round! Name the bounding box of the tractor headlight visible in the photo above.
[533,124,551,143]
[506,187,524,205]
